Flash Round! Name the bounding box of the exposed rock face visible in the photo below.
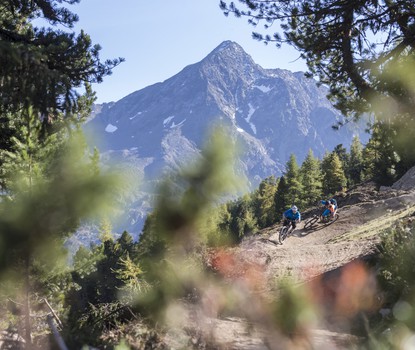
[391,166,415,190]
[82,40,369,236]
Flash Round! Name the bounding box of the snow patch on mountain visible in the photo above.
[163,116,174,127]
[253,85,272,93]
[130,111,143,120]
[105,124,118,133]
[171,119,186,128]
[245,103,257,135]
[163,116,187,129]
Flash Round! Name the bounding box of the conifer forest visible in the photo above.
[2,1,415,349]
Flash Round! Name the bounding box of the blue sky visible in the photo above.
[72,0,307,103]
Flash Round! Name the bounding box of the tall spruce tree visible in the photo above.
[347,136,364,186]
[284,154,303,209]
[321,152,347,196]
[333,144,349,172]
[362,122,399,186]
[274,175,289,217]
[300,149,322,208]
[254,175,278,228]
[228,194,258,240]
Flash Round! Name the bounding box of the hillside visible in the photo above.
[135,181,415,350]
[236,182,415,285]
[82,40,370,237]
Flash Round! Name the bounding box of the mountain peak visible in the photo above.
[203,40,256,67]
[84,40,370,235]
[212,40,243,53]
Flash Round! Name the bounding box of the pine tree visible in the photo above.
[137,212,167,263]
[322,152,347,196]
[347,136,364,186]
[0,108,118,347]
[0,0,123,119]
[65,232,141,347]
[274,176,289,217]
[239,195,258,235]
[284,154,303,208]
[0,3,124,346]
[217,203,233,237]
[254,175,278,228]
[300,149,322,208]
[362,122,399,186]
[333,144,350,173]
[99,218,114,243]
[228,194,258,240]
[72,245,98,279]
[220,0,415,120]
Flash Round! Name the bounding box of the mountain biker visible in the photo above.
[329,198,338,211]
[282,205,301,231]
[321,199,336,221]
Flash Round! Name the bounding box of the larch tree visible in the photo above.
[274,175,289,216]
[228,194,258,240]
[98,217,114,243]
[321,151,347,196]
[0,117,118,347]
[362,122,400,186]
[300,149,322,208]
[333,144,350,172]
[347,135,364,186]
[254,175,278,228]
[284,154,303,209]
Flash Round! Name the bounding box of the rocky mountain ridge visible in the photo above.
[82,40,370,237]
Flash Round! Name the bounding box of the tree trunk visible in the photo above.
[24,256,32,349]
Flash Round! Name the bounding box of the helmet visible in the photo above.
[291,205,298,212]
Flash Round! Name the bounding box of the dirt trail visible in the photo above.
[196,184,415,349]
[236,188,415,286]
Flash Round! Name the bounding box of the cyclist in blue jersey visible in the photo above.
[321,198,338,220]
[282,205,301,230]
[328,198,337,210]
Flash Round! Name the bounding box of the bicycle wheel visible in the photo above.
[323,212,339,226]
[279,226,289,244]
[303,215,319,230]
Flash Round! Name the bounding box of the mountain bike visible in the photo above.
[320,212,339,226]
[303,209,339,230]
[303,213,320,230]
[279,220,296,244]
